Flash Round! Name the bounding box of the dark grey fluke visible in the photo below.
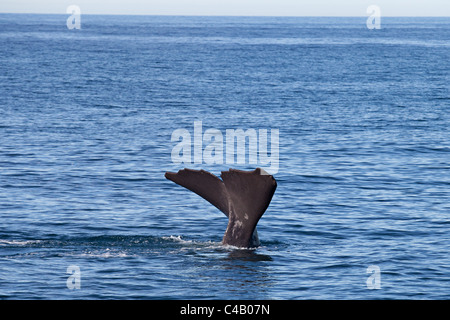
[165,168,277,248]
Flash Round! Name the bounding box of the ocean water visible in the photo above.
[0,14,449,300]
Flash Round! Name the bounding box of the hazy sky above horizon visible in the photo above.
[0,0,449,16]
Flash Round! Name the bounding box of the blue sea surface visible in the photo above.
[0,14,449,299]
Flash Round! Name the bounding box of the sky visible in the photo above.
[0,0,449,16]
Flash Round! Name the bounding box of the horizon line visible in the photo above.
[1,12,449,18]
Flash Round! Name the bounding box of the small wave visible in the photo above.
[77,248,132,258]
[0,239,42,246]
[0,235,222,251]
[0,235,283,257]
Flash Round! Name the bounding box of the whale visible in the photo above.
[165,168,277,248]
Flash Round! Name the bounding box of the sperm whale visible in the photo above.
[165,168,277,248]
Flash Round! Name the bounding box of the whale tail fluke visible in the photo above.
[165,168,277,248]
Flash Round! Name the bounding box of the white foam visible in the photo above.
[162,235,192,244]
[161,235,225,251]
